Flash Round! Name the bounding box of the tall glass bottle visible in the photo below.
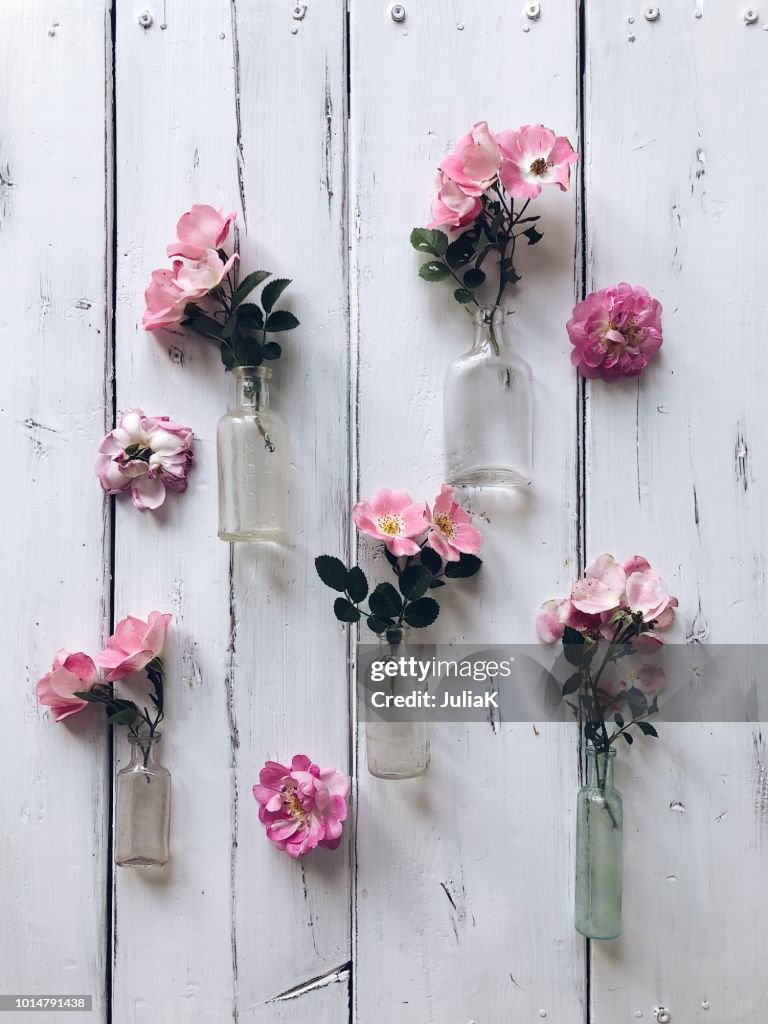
[217,365,288,542]
[115,731,171,868]
[575,746,623,939]
[366,626,430,780]
[444,305,533,488]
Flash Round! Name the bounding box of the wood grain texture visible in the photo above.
[584,3,768,1021]
[0,3,111,1020]
[112,2,350,1021]
[350,1,584,1019]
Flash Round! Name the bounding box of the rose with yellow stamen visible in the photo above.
[352,487,427,556]
[425,484,483,563]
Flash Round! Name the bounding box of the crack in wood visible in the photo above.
[229,0,247,228]
[268,962,352,1003]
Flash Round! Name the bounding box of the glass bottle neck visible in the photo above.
[234,367,270,410]
[586,747,615,790]
[472,306,507,356]
[380,625,409,656]
[127,732,161,768]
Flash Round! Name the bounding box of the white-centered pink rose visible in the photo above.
[96,410,194,511]
[352,488,427,556]
[97,611,172,682]
[253,755,350,858]
[36,651,98,722]
[496,124,578,199]
[166,204,236,261]
[425,484,483,562]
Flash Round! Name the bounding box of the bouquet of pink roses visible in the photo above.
[412,121,578,312]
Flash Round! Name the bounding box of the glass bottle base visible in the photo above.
[448,465,531,488]
[575,922,621,941]
[116,855,168,868]
[218,529,286,543]
[368,764,429,781]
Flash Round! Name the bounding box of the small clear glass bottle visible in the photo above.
[444,305,533,488]
[217,365,288,542]
[575,746,623,939]
[366,626,430,780]
[115,731,171,868]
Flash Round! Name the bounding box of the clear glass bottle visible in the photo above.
[575,746,623,939]
[444,305,533,488]
[115,731,171,868]
[366,626,430,780]
[217,365,288,542]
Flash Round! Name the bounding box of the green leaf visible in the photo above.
[262,342,282,360]
[315,554,349,592]
[444,553,482,579]
[369,582,402,620]
[561,673,582,696]
[429,578,446,588]
[637,721,659,738]
[445,235,475,269]
[522,225,544,246]
[403,597,440,629]
[475,243,497,269]
[107,708,139,725]
[237,303,264,329]
[410,227,448,256]
[220,343,236,371]
[613,712,625,728]
[183,315,223,341]
[420,546,442,575]
[265,310,300,332]
[222,312,238,339]
[562,626,585,665]
[463,268,486,290]
[454,288,474,304]
[398,565,432,602]
[367,615,390,634]
[72,690,108,703]
[346,566,369,603]
[334,597,361,623]
[419,261,451,282]
[261,278,291,314]
[622,732,634,746]
[624,686,648,713]
[231,270,271,309]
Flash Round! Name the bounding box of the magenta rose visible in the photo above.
[568,283,663,382]
[253,755,350,858]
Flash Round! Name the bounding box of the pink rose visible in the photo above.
[166,204,236,260]
[496,124,578,199]
[352,488,427,557]
[568,284,663,382]
[253,755,350,858]
[439,121,501,196]
[427,171,482,230]
[570,553,627,615]
[97,611,172,682]
[143,251,238,332]
[95,410,194,511]
[36,651,98,722]
[425,484,483,562]
[626,568,676,623]
[633,662,667,697]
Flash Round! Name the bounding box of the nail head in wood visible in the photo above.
[525,2,541,19]
[138,10,153,28]
[644,6,660,20]
[744,7,759,22]
[390,4,406,22]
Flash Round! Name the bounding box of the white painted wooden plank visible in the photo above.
[112,3,238,1020]
[351,2,584,1019]
[0,3,111,1020]
[113,2,350,1021]
[585,3,768,1020]
[228,3,352,1020]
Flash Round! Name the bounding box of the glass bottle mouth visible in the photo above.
[585,745,616,759]
[473,306,506,328]
[128,731,161,745]
[234,365,272,381]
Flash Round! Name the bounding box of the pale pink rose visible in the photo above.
[425,484,483,562]
[439,121,501,196]
[570,553,627,615]
[174,249,238,296]
[97,611,172,682]
[622,555,651,575]
[36,650,98,722]
[626,568,676,623]
[253,755,350,858]
[166,204,236,260]
[536,598,569,643]
[352,488,427,557]
[95,410,194,511]
[496,124,578,199]
[594,669,626,714]
[427,171,483,230]
[142,267,188,330]
[633,662,667,697]
[568,284,663,382]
